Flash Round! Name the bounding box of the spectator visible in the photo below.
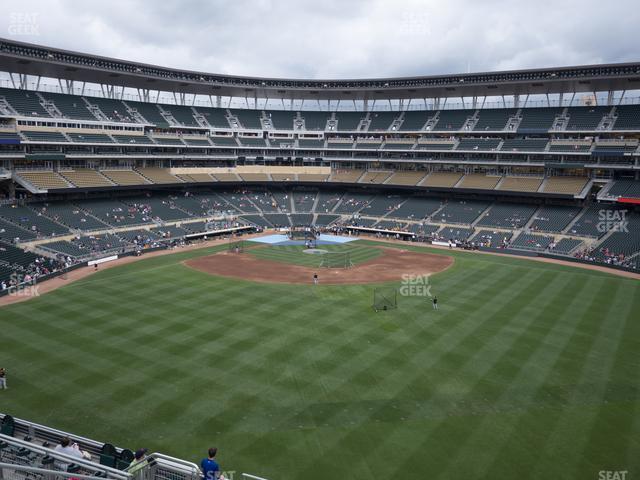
[201,447,222,480]
[127,448,148,474]
[54,436,89,469]
[54,437,84,458]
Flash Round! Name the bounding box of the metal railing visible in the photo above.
[0,434,129,480]
[0,463,115,480]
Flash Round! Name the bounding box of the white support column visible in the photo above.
[607,90,614,106]
[363,98,369,112]
[514,94,520,108]
[11,73,27,89]
[35,76,41,92]
[618,90,626,105]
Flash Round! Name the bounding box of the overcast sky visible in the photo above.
[2,0,639,80]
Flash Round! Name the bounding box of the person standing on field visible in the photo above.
[432,296,438,310]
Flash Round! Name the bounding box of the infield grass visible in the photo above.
[0,240,638,480]
[247,243,381,267]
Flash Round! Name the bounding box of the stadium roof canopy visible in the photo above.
[1,38,640,101]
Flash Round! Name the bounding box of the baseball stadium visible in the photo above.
[0,7,639,480]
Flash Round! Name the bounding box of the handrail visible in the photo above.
[0,433,129,480]
[0,463,114,480]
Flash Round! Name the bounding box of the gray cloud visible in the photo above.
[1,0,638,79]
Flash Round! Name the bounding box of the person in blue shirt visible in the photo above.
[201,448,221,480]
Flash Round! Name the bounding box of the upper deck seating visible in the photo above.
[473,108,517,131]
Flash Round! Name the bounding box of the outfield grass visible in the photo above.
[0,240,638,480]
[248,243,381,267]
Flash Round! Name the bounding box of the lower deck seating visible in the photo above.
[0,218,37,242]
[314,214,340,226]
[473,230,512,248]
[434,200,489,224]
[510,233,554,251]
[434,227,475,241]
[590,215,640,265]
[150,226,188,239]
[550,238,583,254]
[529,205,582,232]
[387,197,442,220]
[476,203,537,228]
[33,203,106,231]
[41,240,88,257]
[290,213,314,226]
[0,205,69,236]
[372,219,409,231]
[359,195,405,216]
[407,223,440,236]
[240,215,273,228]
[335,193,373,214]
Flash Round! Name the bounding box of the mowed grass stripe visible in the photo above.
[0,240,638,480]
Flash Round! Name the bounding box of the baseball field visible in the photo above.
[1,239,638,480]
